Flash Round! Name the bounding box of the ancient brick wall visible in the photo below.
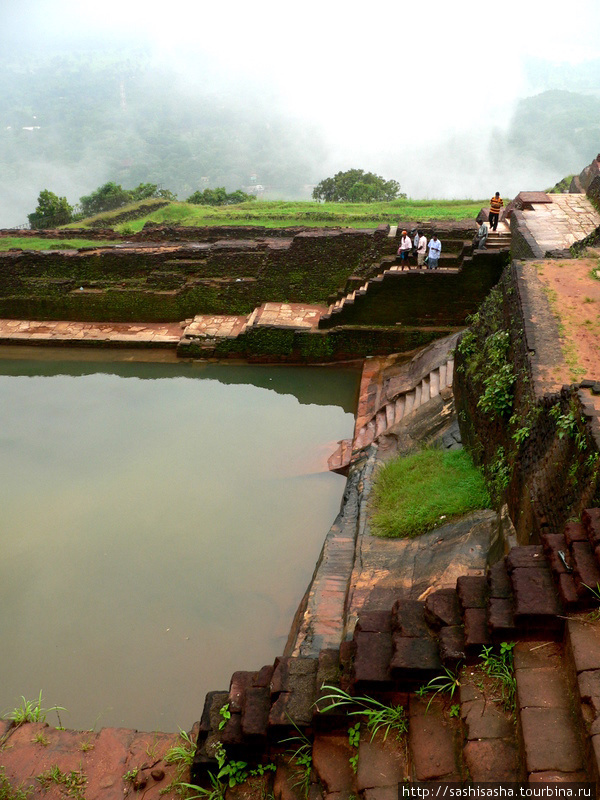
[453,262,600,543]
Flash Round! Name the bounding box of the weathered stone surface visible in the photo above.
[253,664,275,688]
[354,631,392,685]
[269,658,318,726]
[391,600,430,637]
[312,733,353,793]
[356,610,392,633]
[200,690,230,733]
[229,671,254,713]
[462,697,513,739]
[390,635,441,677]
[514,641,562,671]
[572,541,600,593]
[424,589,461,629]
[463,607,490,648]
[506,545,545,570]
[315,649,341,702]
[558,573,580,606]
[541,533,571,574]
[520,707,584,773]
[564,522,588,546]
[512,567,562,620]
[516,668,570,709]
[274,762,306,800]
[578,669,600,719]
[463,739,521,781]
[583,508,600,547]
[438,626,465,666]
[356,728,407,789]
[409,697,459,780]
[220,711,244,746]
[242,687,271,737]
[488,597,516,634]
[457,575,488,609]
[568,618,600,673]
[529,771,589,782]
[362,787,401,800]
[488,559,512,599]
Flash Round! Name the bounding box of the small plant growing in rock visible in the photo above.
[4,692,65,728]
[0,767,33,800]
[417,666,461,712]
[479,642,516,713]
[348,722,360,773]
[218,703,231,731]
[37,766,87,800]
[164,728,196,766]
[317,685,407,741]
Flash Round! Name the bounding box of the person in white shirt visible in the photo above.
[428,234,441,269]
[417,232,427,268]
[397,230,412,271]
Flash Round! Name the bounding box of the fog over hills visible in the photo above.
[1,0,599,227]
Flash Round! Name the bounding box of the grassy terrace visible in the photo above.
[371,449,491,538]
[0,238,118,251]
[62,197,486,233]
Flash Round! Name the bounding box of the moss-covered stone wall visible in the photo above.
[453,262,600,543]
[0,227,392,321]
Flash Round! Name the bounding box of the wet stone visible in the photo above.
[564,521,588,546]
[520,707,584,773]
[438,626,465,667]
[488,597,516,635]
[409,696,459,781]
[312,733,353,793]
[391,600,430,638]
[488,559,512,599]
[516,668,570,709]
[242,687,271,737]
[457,575,488,609]
[568,618,600,673]
[390,635,441,678]
[424,589,462,629]
[354,631,392,685]
[572,541,600,593]
[356,610,392,633]
[229,671,254,713]
[463,739,521,782]
[463,607,491,649]
[506,545,545,571]
[512,567,562,621]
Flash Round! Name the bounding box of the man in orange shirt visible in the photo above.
[489,192,503,231]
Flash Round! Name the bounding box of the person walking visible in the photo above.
[427,234,441,269]
[489,192,503,232]
[398,230,412,270]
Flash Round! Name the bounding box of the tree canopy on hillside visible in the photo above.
[28,190,73,228]
[186,187,257,206]
[312,169,404,203]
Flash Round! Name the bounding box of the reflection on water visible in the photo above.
[0,358,359,732]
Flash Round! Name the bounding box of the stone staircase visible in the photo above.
[191,507,600,786]
[485,230,511,250]
[328,357,454,474]
[320,256,464,325]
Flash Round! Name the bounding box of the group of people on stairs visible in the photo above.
[397,230,442,270]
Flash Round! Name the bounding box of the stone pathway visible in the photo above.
[517,193,600,255]
[0,319,183,347]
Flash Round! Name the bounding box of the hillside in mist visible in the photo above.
[1,49,600,227]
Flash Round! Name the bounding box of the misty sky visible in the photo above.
[2,0,600,218]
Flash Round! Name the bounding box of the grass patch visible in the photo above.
[0,238,116,251]
[370,448,490,538]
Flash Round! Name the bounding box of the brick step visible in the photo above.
[327,438,353,474]
[515,640,588,780]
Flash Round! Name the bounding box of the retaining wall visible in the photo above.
[453,262,600,544]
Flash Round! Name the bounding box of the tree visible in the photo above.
[186,187,257,206]
[28,189,73,228]
[312,169,404,203]
[79,182,131,216]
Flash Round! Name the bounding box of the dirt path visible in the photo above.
[533,248,600,383]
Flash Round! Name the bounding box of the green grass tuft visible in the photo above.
[370,448,490,538]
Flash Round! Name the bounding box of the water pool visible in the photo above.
[0,353,358,731]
